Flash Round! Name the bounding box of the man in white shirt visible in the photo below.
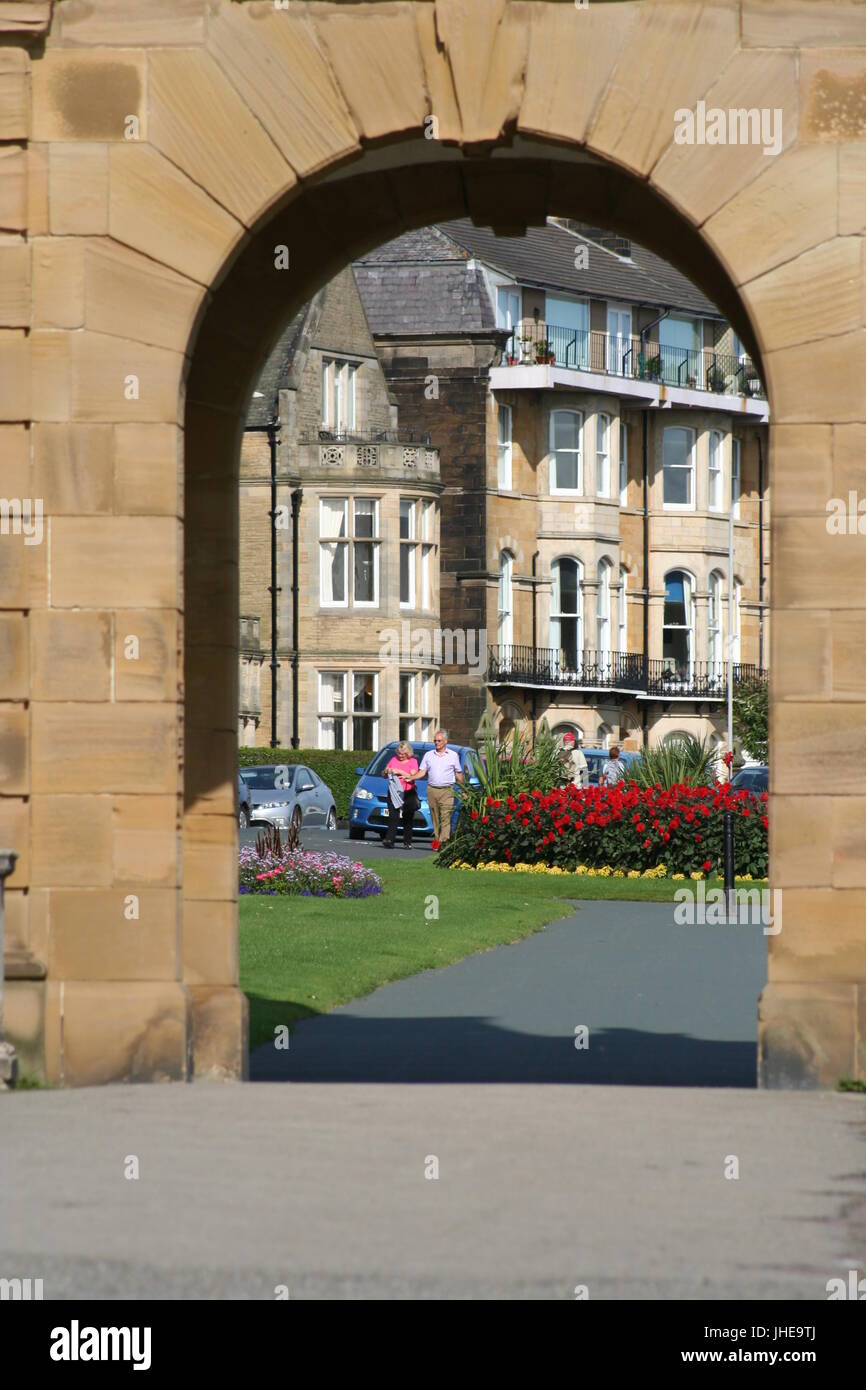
[561,731,589,789]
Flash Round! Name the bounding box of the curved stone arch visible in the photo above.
[2,0,861,1087]
[491,535,524,570]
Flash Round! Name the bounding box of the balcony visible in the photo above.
[494,323,766,407]
[296,428,440,479]
[487,645,767,701]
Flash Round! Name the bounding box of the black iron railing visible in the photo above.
[300,427,434,445]
[488,645,767,698]
[500,323,766,400]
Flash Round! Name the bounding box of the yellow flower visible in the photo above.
[627,870,640,879]
[671,873,685,881]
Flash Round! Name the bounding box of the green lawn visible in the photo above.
[240,860,759,1050]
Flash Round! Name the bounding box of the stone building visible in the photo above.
[239,267,442,752]
[355,220,770,755]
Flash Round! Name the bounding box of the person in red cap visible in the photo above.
[561,729,588,788]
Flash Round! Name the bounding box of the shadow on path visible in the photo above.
[251,1014,756,1087]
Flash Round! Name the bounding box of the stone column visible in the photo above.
[0,850,19,1089]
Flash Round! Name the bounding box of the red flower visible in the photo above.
[481,816,489,824]
[695,833,702,843]
[431,840,440,850]
[471,811,479,820]
[643,839,651,849]
[702,860,712,871]
[723,751,733,767]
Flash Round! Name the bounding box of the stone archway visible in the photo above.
[2,0,863,1087]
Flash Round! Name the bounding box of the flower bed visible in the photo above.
[439,780,768,878]
[239,845,382,898]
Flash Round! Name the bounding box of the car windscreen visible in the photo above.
[366,745,431,777]
[241,766,295,791]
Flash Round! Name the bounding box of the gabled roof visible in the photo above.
[355,218,722,334]
[246,309,305,427]
[437,218,722,318]
[354,226,495,336]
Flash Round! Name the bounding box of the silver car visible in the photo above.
[240,764,337,832]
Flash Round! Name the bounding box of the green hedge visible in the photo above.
[238,747,363,818]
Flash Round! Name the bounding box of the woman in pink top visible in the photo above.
[383,740,420,849]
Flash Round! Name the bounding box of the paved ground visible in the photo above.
[252,900,767,1085]
[1,1084,864,1299]
[4,870,863,1299]
[241,824,431,860]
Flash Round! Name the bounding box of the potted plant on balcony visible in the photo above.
[646,353,662,381]
[686,374,697,388]
[706,364,727,393]
[535,338,555,365]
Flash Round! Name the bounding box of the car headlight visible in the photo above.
[258,801,287,810]
[352,785,373,801]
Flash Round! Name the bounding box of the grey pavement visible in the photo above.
[240,824,431,861]
[3,897,864,1300]
[252,901,767,1085]
[1,1083,864,1299]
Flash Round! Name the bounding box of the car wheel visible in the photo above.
[326,807,337,830]
[348,826,365,841]
[239,807,249,830]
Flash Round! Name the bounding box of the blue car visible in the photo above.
[349,741,480,841]
[581,747,641,786]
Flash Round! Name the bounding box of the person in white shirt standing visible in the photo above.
[418,728,464,848]
[561,730,589,789]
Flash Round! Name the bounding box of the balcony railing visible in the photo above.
[488,645,767,699]
[500,323,766,400]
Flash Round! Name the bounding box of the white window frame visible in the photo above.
[597,559,612,657]
[399,670,418,742]
[498,551,514,649]
[497,401,513,491]
[708,429,723,512]
[317,670,348,749]
[596,412,610,498]
[550,409,583,495]
[351,671,379,752]
[550,557,582,669]
[619,421,628,506]
[319,496,349,608]
[663,569,695,681]
[618,568,628,653]
[321,358,332,428]
[400,498,417,609]
[708,570,723,667]
[732,437,741,520]
[663,426,696,511]
[352,497,379,608]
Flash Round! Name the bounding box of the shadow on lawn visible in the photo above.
[249,1011,756,1088]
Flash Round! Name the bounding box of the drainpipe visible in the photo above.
[756,430,765,668]
[290,487,303,749]
[267,416,280,748]
[642,410,650,695]
[0,850,19,1089]
[531,550,539,747]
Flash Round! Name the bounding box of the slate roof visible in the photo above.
[245,309,305,426]
[354,226,495,336]
[355,218,722,336]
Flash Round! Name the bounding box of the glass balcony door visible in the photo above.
[606,305,632,376]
